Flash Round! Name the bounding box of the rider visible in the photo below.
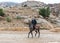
[31,17,37,30]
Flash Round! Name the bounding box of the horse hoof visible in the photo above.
[31,37,33,38]
[28,36,29,38]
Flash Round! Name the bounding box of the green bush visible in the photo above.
[16,16,22,19]
[39,7,50,18]
[6,16,11,22]
[0,9,5,17]
[39,8,46,18]
[46,7,50,17]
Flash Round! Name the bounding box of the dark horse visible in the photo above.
[28,23,40,38]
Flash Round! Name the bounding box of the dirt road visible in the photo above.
[0,30,60,43]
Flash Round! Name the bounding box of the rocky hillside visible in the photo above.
[0,1,46,8]
[19,1,46,7]
[0,1,46,29]
[0,1,60,31]
[47,3,60,17]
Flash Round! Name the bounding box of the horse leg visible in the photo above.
[28,31,31,38]
[38,29,40,38]
[28,31,33,38]
[31,31,33,38]
[35,31,37,37]
[38,31,40,38]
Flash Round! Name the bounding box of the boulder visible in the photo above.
[24,18,32,24]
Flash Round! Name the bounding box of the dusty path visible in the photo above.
[0,30,60,43]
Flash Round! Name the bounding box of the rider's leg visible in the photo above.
[33,25,36,30]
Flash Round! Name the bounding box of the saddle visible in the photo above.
[35,24,40,30]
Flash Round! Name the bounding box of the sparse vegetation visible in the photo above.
[40,28,49,30]
[6,16,11,22]
[39,7,50,19]
[16,16,22,20]
[0,9,5,17]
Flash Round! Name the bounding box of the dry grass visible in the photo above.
[0,27,29,31]
[50,27,60,32]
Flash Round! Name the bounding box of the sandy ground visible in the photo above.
[0,30,60,43]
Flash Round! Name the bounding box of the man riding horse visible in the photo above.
[28,17,40,38]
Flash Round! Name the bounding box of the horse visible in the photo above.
[28,23,40,38]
